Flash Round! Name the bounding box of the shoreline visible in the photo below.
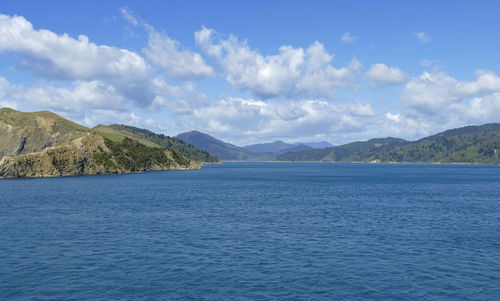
[218,160,500,166]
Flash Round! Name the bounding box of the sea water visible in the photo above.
[1,162,499,300]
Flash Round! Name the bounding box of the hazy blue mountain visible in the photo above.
[280,144,314,154]
[244,140,329,156]
[243,141,295,155]
[301,141,334,148]
[175,131,271,161]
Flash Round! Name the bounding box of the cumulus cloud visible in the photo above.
[341,32,358,43]
[456,69,500,95]
[195,27,361,100]
[152,80,209,114]
[143,29,214,80]
[385,112,401,122]
[119,8,214,80]
[396,69,500,137]
[468,93,500,121]
[0,14,148,81]
[366,63,406,87]
[402,70,500,114]
[0,12,214,114]
[0,77,126,113]
[415,32,431,43]
[0,13,157,107]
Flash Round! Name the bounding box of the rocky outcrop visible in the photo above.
[0,133,201,178]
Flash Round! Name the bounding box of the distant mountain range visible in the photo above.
[277,124,500,164]
[175,124,500,164]
[174,131,333,161]
[175,131,271,161]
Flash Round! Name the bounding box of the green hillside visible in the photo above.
[277,124,500,164]
[94,124,219,163]
[0,107,90,159]
[376,124,500,164]
[93,136,193,172]
[277,138,407,161]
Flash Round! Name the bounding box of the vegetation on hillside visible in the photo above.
[277,138,407,161]
[92,137,191,171]
[94,124,219,163]
[277,124,500,164]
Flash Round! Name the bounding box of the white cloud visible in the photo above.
[0,12,214,114]
[420,59,440,67]
[415,32,431,43]
[0,13,157,107]
[366,63,406,87]
[143,28,214,80]
[468,93,500,121]
[341,32,358,43]
[402,71,460,114]
[456,69,500,95]
[0,14,147,81]
[119,7,138,26]
[0,77,127,113]
[195,27,361,100]
[385,112,401,122]
[402,70,500,114]
[119,8,214,81]
[153,80,209,114]
[396,69,500,137]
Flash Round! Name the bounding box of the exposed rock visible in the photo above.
[0,133,201,178]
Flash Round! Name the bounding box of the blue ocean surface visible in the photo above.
[1,162,500,300]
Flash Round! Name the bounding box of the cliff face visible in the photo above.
[0,132,201,178]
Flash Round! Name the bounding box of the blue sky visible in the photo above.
[1,1,500,145]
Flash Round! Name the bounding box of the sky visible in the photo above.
[1,0,500,145]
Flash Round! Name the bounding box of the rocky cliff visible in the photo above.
[0,132,201,178]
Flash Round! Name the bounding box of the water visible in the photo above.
[1,162,499,300]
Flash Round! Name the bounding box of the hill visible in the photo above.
[277,124,500,164]
[94,124,219,163]
[0,107,90,159]
[0,108,202,177]
[243,141,314,156]
[375,123,500,164]
[175,131,271,161]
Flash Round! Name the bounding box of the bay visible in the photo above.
[1,162,499,300]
